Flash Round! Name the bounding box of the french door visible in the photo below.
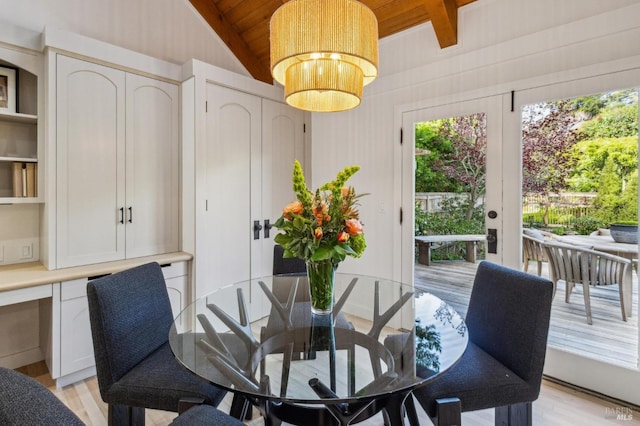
[400,95,508,285]
[510,68,640,404]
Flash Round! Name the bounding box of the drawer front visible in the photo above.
[160,261,187,279]
[60,278,88,301]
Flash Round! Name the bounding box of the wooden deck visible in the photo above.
[415,260,639,369]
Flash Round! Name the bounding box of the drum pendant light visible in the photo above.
[270,0,379,112]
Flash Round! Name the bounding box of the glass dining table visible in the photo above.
[169,273,468,426]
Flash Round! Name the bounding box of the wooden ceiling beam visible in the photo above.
[423,0,458,48]
[189,0,273,83]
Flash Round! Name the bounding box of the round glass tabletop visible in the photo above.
[169,273,468,408]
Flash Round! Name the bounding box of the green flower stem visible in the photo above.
[306,260,336,314]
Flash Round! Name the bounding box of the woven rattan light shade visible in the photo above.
[270,0,378,112]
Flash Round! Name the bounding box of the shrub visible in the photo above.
[572,216,605,235]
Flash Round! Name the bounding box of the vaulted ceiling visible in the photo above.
[189,0,477,84]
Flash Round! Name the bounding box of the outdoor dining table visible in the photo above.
[557,234,638,262]
[168,273,468,425]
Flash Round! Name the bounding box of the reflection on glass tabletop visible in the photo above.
[169,273,468,405]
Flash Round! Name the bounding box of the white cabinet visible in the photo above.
[51,261,188,387]
[194,83,304,297]
[55,55,179,268]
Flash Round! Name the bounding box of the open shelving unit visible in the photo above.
[0,64,39,203]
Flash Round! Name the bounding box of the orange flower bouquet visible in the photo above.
[274,160,366,313]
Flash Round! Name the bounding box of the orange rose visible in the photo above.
[345,219,363,235]
[341,186,350,198]
[314,227,323,239]
[283,201,303,219]
[337,232,349,243]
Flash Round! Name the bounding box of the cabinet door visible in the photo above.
[260,99,305,275]
[59,279,94,377]
[125,74,180,258]
[197,83,261,297]
[56,55,126,267]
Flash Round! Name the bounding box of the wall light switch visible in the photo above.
[20,243,33,259]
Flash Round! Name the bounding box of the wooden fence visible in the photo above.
[416,192,597,227]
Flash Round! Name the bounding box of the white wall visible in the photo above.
[0,0,248,77]
[310,0,640,280]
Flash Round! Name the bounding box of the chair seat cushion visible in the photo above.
[106,342,227,412]
[170,404,244,425]
[413,342,538,417]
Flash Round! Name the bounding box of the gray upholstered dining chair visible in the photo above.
[543,240,632,325]
[0,367,84,425]
[0,366,242,426]
[87,262,232,425]
[409,261,554,426]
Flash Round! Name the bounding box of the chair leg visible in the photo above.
[582,283,593,325]
[495,402,533,426]
[434,397,461,426]
[108,404,145,426]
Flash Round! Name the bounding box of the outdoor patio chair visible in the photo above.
[543,240,632,325]
[523,233,548,276]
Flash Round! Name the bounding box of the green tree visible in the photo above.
[569,137,637,192]
[577,104,638,140]
[414,121,460,192]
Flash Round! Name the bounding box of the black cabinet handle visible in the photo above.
[253,220,263,240]
[128,207,133,223]
[119,207,124,224]
[264,219,273,238]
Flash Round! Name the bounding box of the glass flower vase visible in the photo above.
[306,259,336,315]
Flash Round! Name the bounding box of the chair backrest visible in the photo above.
[543,240,631,287]
[272,244,310,302]
[273,244,306,275]
[0,367,84,425]
[523,234,548,262]
[466,261,553,391]
[87,262,174,398]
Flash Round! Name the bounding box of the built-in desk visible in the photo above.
[0,252,192,387]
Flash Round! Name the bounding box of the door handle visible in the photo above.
[253,220,263,240]
[128,206,133,223]
[119,207,124,224]
[264,219,272,239]
[487,228,497,254]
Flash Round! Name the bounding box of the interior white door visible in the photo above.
[260,99,305,277]
[56,55,126,268]
[200,83,261,297]
[125,73,179,258]
[401,95,506,284]
[509,68,640,404]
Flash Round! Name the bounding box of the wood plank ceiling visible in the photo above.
[190,0,477,84]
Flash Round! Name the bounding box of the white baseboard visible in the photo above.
[0,347,43,369]
[55,365,96,388]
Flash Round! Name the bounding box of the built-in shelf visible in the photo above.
[0,111,37,124]
[0,62,40,203]
[0,156,37,163]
